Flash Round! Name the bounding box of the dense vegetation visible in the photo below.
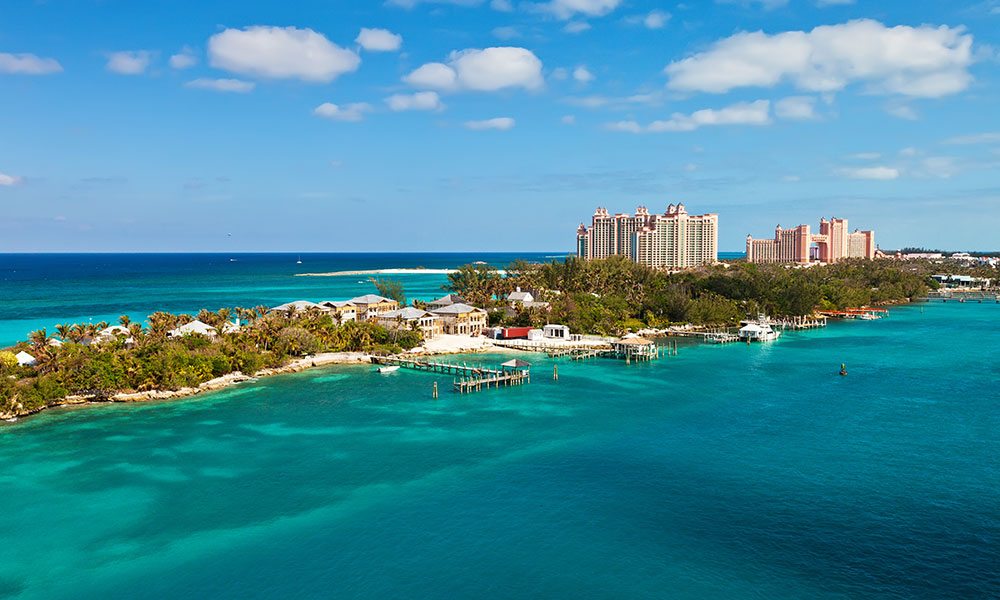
[1,307,421,416]
[447,257,939,335]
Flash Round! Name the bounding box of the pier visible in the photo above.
[371,355,531,394]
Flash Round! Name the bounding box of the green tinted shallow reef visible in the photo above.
[1,301,997,599]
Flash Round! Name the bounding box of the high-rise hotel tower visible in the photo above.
[745,217,876,264]
[576,204,719,270]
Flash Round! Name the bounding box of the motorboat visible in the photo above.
[377,365,400,374]
[738,315,781,342]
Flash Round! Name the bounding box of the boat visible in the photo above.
[856,312,880,320]
[377,365,400,374]
[738,315,781,342]
[296,255,302,264]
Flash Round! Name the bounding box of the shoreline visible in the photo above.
[1,337,513,424]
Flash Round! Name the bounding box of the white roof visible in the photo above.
[16,351,37,366]
[169,320,217,337]
[320,300,355,309]
[739,323,767,333]
[350,294,394,305]
[508,291,533,302]
[543,324,570,330]
[430,303,485,315]
[271,300,321,312]
[380,307,436,320]
[428,294,464,306]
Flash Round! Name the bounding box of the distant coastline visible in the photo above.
[297,268,461,277]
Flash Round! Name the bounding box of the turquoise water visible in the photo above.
[1,301,997,598]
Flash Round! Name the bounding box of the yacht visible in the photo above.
[377,365,400,374]
[738,315,781,342]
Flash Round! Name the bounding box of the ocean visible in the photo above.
[0,254,996,599]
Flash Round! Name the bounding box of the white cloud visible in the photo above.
[106,51,152,75]
[665,20,974,98]
[561,115,576,124]
[563,21,592,34]
[839,166,900,180]
[491,0,514,10]
[0,52,62,75]
[566,92,662,109]
[607,100,771,133]
[209,26,360,83]
[185,78,256,93]
[899,147,919,156]
[849,152,882,160]
[0,172,22,186]
[404,47,543,92]
[313,102,373,122]
[919,156,959,178]
[644,10,670,29]
[169,47,198,69]
[945,132,1000,144]
[781,175,801,182]
[536,0,623,19]
[886,104,918,120]
[385,91,444,111]
[387,0,484,7]
[573,65,595,83]
[816,0,855,5]
[356,28,403,52]
[774,96,817,120]
[464,117,515,130]
[718,0,790,9]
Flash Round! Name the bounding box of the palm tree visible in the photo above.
[28,328,49,350]
[55,323,72,342]
[118,315,131,327]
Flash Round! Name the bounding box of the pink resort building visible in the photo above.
[746,217,876,265]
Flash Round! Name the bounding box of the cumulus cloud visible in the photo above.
[404,47,543,92]
[839,166,900,180]
[106,51,152,75]
[209,26,360,83]
[356,28,403,52]
[0,172,22,186]
[536,0,623,19]
[0,52,62,75]
[886,104,918,120]
[464,117,515,130]
[665,20,974,98]
[169,47,198,69]
[563,21,592,34]
[643,10,670,29]
[313,102,373,122]
[607,100,771,133]
[385,91,444,111]
[185,78,256,93]
[774,96,817,120]
[573,65,595,83]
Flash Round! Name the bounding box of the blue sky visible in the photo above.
[1,0,999,252]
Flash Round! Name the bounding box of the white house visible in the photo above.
[95,325,134,345]
[427,294,465,310]
[168,320,218,338]
[270,300,322,313]
[15,351,37,367]
[543,324,571,340]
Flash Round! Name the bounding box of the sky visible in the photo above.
[1,0,999,252]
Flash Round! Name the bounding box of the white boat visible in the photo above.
[377,365,400,374]
[296,255,302,264]
[738,315,781,342]
[856,313,880,320]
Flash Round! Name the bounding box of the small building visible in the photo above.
[15,351,37,367]
[319,301,358,323]
[610,335,658,360]
[500,358,532,373]
[270,300,322,314]
[507,287,535,305]
[427,294,466,310]
[376,307,443,338]
[429,303,489,336]
[527,329,545,341]
[168,320,218,338]
[95,325,134,346]
[543,324,571,340]
[349,294,400,321]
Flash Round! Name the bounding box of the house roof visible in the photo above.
[349,294,394,305]
[508,291,533,302]
[271,300,321,312]
[381,307,435,320]
[429,303,485,315]
[15,351,36,365]
[615,336,653,345]
[522,301,551,309]
[500,358,532,368]
[428,293,465,306]
[320,300,355,309]
[169,320,217,336]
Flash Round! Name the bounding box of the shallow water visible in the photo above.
[1,301,997,598]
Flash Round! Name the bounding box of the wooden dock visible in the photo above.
[372,355,531,395]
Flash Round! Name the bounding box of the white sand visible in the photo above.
[414,334,499,355]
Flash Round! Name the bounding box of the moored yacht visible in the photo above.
[738,315,781,342]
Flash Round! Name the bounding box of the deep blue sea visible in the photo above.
[1,253,996,599]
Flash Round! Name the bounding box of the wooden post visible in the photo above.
[553,365,559,381]
[433,381,439,399]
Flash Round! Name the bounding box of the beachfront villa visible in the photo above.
[319,301,358,323]
[95,325,134,346]
[349,294,400,321]
[426,294,466,310]
[576,203,719,270]
[270,300,323,313]
[429,303,489,336]
[746,218,876,265]
[506,288,551,311]
[168,320,218,338]
[376,307,443,338]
